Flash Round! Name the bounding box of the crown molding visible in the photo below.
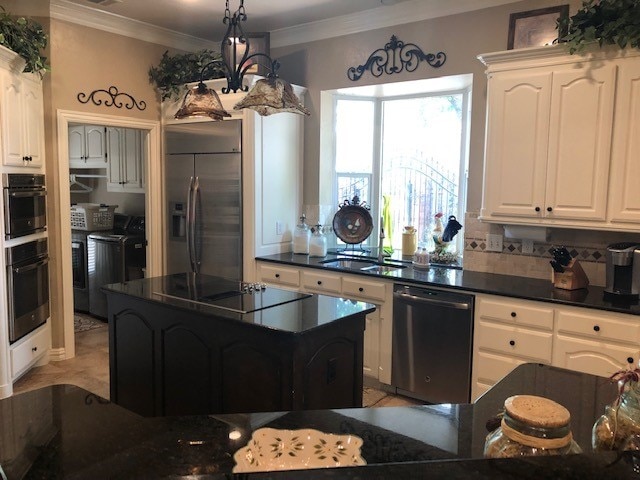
[271,0,522,48]
[50,0,522,51]
[50,0,215,52]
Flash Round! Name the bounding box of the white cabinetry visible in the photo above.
[553,306,640,378]
[10,322,50,381]
[68,125,107,168]
[257,263,393,384]
[1,72,45,168]
[106,127,144,193]
[479,45,640,231]
[472,295,554,401]
[472,292,640,401]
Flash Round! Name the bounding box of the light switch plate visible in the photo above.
[486,233,503,252]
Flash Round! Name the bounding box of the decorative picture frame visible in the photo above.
[507,5,569,50]
[225,32,270,76]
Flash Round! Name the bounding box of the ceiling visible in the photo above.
[57,0,522,47]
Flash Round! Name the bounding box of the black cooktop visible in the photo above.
[153,275,310,314]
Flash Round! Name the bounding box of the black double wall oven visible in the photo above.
[3,173,49,343]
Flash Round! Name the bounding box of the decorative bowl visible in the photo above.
[232,427,366,473]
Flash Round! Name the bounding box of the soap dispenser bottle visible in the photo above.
[293,214,310,254]
[309,225,327,257]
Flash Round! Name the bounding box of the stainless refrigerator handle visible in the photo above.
[186,176,196,273]
[193,176,201,273]
[393,291,471,310]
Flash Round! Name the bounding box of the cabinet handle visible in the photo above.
[628,357,635,364]
[275,273,280,278]
[509,340,515,346]
[32,346,37,352]
[510,311,516,318]
[359,287,364,292]
[547,207,553,212]
[535,207,541,212]
[317,280,322,285]
[593,325,600,332]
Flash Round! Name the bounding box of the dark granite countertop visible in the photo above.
[256,252,640,315]
[102,273,376,334]
[1,364,635,479]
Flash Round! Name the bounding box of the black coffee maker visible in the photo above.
[604,242,640,299]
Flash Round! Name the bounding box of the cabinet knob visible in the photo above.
[317,280,322,285]
[275,273,280,278]
[628,357,635,364]
[510,311,516,318]
[32,346,37,352]
[509,340,515,346]
[359,287,364,292]
[547,207,553,212]
[535,207,541,212]
[593,325,600,332]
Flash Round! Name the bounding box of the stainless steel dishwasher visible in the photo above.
[391,284,474,404]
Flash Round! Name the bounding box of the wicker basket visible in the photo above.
[70,203,117,231]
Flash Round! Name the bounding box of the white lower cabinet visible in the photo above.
[10,322,50,380]
[472,293,640,402]
[257,262,391,383]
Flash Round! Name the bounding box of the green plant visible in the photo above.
[0,6,48,74]
[559,0,640,54]
[148,49,226,101]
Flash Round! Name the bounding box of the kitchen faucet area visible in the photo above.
[2,0,640,478]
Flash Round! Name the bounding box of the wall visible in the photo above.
[271,0,640,286]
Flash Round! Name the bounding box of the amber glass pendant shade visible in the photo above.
[234,77,310,116]
[174,84,231,121]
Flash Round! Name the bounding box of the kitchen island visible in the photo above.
[102,273,375,417]
[0,364,634,479]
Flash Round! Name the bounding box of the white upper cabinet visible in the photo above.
[479,45,640,231]
[106,127,144,193]
[69,125,108,168]
[1,72,45,168]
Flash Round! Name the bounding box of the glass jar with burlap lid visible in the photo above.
[484,395,582,458]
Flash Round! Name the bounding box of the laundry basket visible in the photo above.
[70,203,117,231]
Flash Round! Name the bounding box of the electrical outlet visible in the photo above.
[275,221,283,235]
[486,233,503,252]
[522,239,534,255]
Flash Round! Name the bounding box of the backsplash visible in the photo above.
[463,212,640,287]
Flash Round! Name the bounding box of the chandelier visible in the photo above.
[175,0,310,120]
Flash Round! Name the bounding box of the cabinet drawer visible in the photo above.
[258,264,300,287]
[302,270,341,294]
[477,296,554,330]
[476,320,552,362]
[11,324,50,379]
[556,309,640,344]
[342,276,386,302]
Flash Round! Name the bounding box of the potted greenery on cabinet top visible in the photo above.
[0,6,48,74]
[559,0,640,53]
[148,49,226,101]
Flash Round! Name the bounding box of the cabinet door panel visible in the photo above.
[546,65,616,220]
[481,71,551,218]
[2,74,24,166]
[608,59,640,223]
[22,76,44,166]
[553,335,638,378]
[362,311,380,379]
[84,125,107,166]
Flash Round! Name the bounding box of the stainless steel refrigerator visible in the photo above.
[165,121,242,280]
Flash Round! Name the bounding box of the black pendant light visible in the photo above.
[175,0,309,120]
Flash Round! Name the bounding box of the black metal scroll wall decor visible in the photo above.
[347,35,446,81]
[77,86,147,111]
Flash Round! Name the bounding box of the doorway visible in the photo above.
[56,110,162,360]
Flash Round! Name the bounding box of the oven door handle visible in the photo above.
[8,190,46,198]
[13,257,49,274]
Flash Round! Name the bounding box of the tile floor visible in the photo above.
[13,315,422,408]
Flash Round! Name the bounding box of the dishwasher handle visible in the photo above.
[393,290,472,310]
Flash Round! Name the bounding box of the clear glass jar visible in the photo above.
[593,379,640,451]
[293,214,310,254]
[309,225,327,257]
[484,395,582,458]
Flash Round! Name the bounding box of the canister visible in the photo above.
[402,226,417,255]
